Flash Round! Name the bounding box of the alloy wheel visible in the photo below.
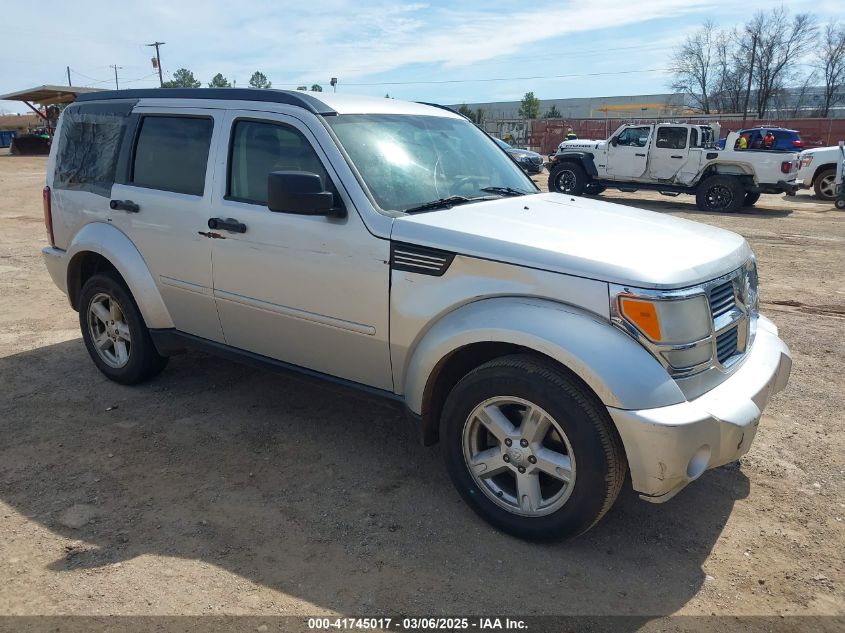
[87,292,132,368]
[462,396,576,517]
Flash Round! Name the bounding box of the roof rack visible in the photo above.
[75,88,335,115]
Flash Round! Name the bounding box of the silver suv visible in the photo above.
[41,89,792,540]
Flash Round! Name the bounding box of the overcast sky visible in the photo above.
[1,0,841,113]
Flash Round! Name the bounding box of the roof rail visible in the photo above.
[75,88,335,115]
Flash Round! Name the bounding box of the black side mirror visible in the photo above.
[610,136,618,147]
[267,171,344,217]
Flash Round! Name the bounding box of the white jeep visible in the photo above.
[548,123,800,212]
[42,89,791,540]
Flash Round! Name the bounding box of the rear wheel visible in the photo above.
[696,175,744,212]
[584,183,606,196]
[440,354,627,540]
[79,272,168,385]
[743,192,761,207]
[814,168,836,200]
[548,162,587,195]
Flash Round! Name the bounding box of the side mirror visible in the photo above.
[267,171,344,217]
[610,136,618,147]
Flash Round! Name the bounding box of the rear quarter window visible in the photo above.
[54,102,134,196]
[131,116,213,196]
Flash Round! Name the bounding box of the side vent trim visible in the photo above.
[391,242,455,277]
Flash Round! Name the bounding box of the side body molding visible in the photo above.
[402,297,684,415]
[65,222,174,329]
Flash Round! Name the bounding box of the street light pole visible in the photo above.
[742,31,757,127]
[110,64,122,90]
[146,41,166,87]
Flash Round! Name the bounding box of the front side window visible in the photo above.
[616,126,651,147]
[131,116,213,196]
[228,120,330,206]
[655,127,688,150]
[325,114,536,213]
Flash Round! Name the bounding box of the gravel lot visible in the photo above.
[0,154,843,626]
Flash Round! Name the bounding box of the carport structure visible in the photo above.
[0,84,105,129]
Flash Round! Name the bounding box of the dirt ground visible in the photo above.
[0,154,843,626]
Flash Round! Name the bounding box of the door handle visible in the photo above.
[208,217,247,233]
[671,155,684,159]
[109,199,140,213]
[635,153,646,157]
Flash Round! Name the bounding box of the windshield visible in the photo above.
[326,114,536,213]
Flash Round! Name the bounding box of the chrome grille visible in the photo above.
[709,281,735,319]
[716,326,739,364]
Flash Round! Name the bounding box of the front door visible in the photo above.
[207,111,392,391]
[109,108,224,342]
[606,125,652,179]
[648,126,690,181]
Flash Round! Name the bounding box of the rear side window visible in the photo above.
[689,128,699,147]
[656,127,687,149]
[54,103,133,196]
[227,119,329,206]
[131,116,213,196]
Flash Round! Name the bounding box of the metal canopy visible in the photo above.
[0,84,105,106]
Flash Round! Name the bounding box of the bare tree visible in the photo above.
[711,29,749,113]
[670,21,719,113]
[815,22,845,117]
[742,8,817,117]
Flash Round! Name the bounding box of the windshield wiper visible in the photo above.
[404,195,490,214]
[479,186,531,197]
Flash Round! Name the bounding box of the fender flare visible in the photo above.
[550,152,598,177]
[402,297,684,416]
[65,222,174,329]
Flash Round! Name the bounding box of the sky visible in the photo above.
[1,0,842,114]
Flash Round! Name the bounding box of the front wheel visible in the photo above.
[695,175,744,212]
[79,272,168,385]
[548,162,587,195]
[814,168,836,200]
[584,183,606,196]
[440,355,627,540]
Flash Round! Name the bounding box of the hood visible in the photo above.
[558,139,606,151]
[392,193,751,289]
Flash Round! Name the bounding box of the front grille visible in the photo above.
[709,281,735,318]
[716,326,739,363]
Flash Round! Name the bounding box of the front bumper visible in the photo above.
[608,315,791,503]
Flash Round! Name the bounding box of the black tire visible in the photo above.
[743,192,761,207]
[695,175,744,212]
[548,162,587,195]
[835,198,845,210]
[584,183,606,196]
[79,272,168,385]
[813,168,837,201]
[440,354,627,541]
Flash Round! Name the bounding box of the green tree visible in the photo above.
[543,104,562,118]
[162,68,201,88]
[519,92,541,119]
[249,71,272,89]
[457,103,476,121]
[311,84,323,92]
[475,108,485,125]
[208,73,231,88]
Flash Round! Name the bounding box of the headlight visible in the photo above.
[611,284,716,374]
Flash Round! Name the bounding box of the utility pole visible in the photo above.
[67,66,72,87]
[742,30,757,127]
[146,41,166,87]
[110,64,122,90]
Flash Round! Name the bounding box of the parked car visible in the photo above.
[493,137,544,173]
[717,127,804,151]
[797,145,844,201]
[549,123,800,211]
[42,89,791,540]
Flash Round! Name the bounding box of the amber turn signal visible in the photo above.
[619,297,662,341]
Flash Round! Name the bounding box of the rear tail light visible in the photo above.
[792,140,803,148]
[42,185,55,247]
[780,161,793,174]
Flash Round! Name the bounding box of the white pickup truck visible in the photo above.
[797,144,845,201]
[548,123,800,212]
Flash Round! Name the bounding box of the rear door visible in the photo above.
[648,126,690,180]
[109,108,225,342]
[606,125,652,179]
